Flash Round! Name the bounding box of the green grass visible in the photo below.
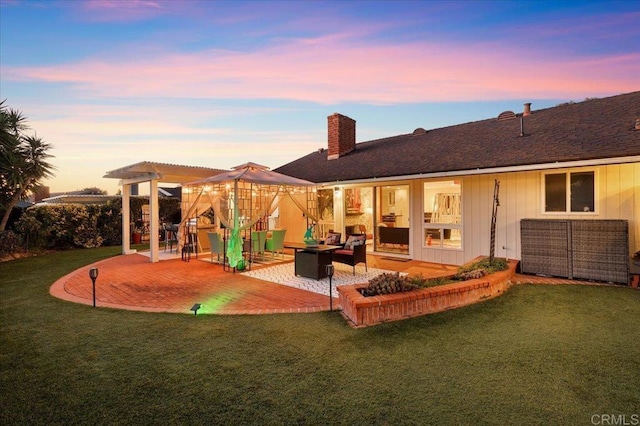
[1,248,639,424]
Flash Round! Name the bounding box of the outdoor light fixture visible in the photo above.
[325,264,335,311]
[190,303,201,315]
[89,267,98,307]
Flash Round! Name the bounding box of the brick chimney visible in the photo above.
[327,113,356,160]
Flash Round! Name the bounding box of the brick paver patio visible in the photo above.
[50,252,608,315]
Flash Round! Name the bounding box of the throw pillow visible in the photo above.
[325,232,341,245]
[344,234,366,250]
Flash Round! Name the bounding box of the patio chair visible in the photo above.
[207,232,224,263]
[251,230,267,260]
[332,234,367,275]
[265,228,286,258]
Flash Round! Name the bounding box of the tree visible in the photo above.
[77,187,107,195]
[0,101,55,231]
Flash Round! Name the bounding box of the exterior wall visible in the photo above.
[279,162,639,266]
[413,162,640,265]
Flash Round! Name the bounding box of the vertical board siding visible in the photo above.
[635,164,640,252]
[414,163,639,265]
[604,165,620,218]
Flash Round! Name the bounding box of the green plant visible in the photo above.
[422,275,455,287]
[14,204,104,249]
[93,201,122,246]
[455,269,488,281]
[363,258,510,296]
[0,230,22,257]
[458,257,508,275]
[361,272,418,296]
[0,101,55,231]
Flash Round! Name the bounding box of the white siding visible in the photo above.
[414,162,640,265]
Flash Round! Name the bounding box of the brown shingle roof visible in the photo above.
[275,91,640,183]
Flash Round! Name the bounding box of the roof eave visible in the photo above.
[313,155,640,186]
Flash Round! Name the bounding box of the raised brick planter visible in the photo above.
[337,260,518,327]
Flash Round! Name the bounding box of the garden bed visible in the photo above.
[337,259,518,327]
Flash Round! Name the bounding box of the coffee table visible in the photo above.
[284,242,342,280]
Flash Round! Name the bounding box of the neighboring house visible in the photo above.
[39,194,120,205]
[39,185,181,206]
[275,91,640,266]
[159,186,182,200]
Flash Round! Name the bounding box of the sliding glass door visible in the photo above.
[374,184,410,255]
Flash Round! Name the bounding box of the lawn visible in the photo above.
[1,247,639,424]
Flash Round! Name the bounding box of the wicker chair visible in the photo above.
[332,234,367,275]
[251,230,267,260]
[265,229,286,258]
[207,232,224,263]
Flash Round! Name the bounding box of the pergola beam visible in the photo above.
[119,173,162,186]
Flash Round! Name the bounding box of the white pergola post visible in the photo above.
[149,179,160,263]
[122,183,135,255]
[105,162,227,262]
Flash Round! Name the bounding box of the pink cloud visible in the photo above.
[4,35,639,104]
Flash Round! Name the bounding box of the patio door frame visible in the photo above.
[372,184,411,256]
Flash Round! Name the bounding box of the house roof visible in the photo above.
[40,194,120,204]
[104,161,226,184]
[275,91,640,183]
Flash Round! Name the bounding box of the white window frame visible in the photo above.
[541,168,598,215]
[423,180,463,250]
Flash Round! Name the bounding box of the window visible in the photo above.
[423,180,462,249]
[543,170,595,213]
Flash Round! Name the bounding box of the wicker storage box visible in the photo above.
[520,219,571,278]
[570,220,629,284]
[520,219,629,284]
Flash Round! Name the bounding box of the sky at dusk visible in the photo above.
[1,0,639,195]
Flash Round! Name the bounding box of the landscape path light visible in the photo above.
[89,268,98,307]
[190,303,202,315]
[325,264,335,311]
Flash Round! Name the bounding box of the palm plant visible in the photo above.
[0,101,55,231]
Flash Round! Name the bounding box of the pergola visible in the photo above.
[104,161,226,262]
[183,162,317,268]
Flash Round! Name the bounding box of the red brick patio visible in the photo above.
[50,252,607,315]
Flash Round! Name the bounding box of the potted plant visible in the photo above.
[131,219,144,244]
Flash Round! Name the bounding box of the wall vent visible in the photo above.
[497,111,516,121]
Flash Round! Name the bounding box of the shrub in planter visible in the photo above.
[456,269,488,281]
[360,257,510,297]
[458,257,507,274]
[360,272,418,296]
